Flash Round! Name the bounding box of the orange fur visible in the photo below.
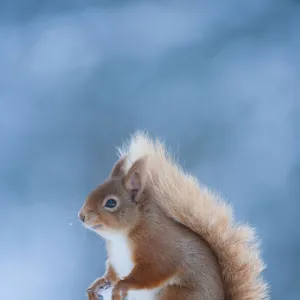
[118,131,269,300]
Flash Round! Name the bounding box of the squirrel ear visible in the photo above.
[126,171,142,191]
[124,157,147,201]
[110,156,127,178]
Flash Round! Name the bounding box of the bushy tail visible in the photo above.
[118,131,269,300]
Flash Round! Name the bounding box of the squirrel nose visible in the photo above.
[78,211,85,223]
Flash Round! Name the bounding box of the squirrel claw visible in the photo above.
[86,278,112,297]
[101,281,111,290]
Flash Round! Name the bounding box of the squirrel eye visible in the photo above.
[104,199,117,209]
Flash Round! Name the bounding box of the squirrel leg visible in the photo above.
[86,262,118,299]
[86,277,110,300]
[158,286,200,300]
[111,264,176,300]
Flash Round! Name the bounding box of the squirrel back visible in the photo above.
[118,131,269,300]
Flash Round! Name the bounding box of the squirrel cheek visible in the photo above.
[101,216,116,229]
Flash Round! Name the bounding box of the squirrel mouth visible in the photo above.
[92,224,102,229]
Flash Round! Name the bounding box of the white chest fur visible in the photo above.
[107,233,134,279]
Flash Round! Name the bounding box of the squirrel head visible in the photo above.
[78,156,148,238]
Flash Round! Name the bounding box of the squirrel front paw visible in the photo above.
[111,282,128,300]
[86,277,111,300]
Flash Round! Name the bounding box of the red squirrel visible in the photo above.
[78,131,268,300]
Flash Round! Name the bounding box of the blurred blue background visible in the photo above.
[0,0,299,299]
